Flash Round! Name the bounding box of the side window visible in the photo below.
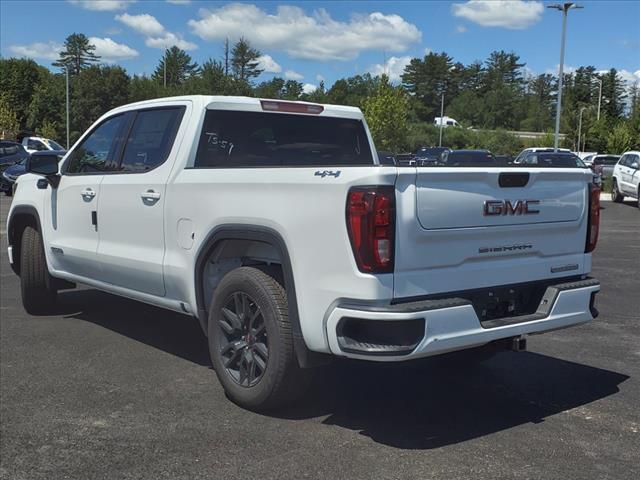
[618,155,628,167]
[630,155,639,167]
[65,115,127,174]
[119,107,184,173]
[28,139,45,151]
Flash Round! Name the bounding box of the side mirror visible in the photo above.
[631,161,639,170]
[27,153,61,188]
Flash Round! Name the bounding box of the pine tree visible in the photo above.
[231,37,263,83]
[153,46,199,87]
[53,33,100,75]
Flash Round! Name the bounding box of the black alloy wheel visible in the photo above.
[217,292,269,387]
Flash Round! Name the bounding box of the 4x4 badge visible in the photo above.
[315,170,341,178]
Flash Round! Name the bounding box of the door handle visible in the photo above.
[81,188,96,199]
[141,190,161,200]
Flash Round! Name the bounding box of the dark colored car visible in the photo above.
[441,149,496,167]
[0,141,29,171]
[377,151,396,166]
[518,151,586,168]
[1,149,66,196]
[415,146,452,165]
[590,154,620,179]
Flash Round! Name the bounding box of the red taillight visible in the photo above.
[346,186,395,273]
[586,183,600,253]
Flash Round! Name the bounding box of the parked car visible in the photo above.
[516,151,586,168]
[441,149,496,166]
[21,136,65,154]
[7,96,601,411]
[1,150,66,196]
[612,150,640,208]
[514,147,571,163]
[590,154,620,179]
[415,146,451,165]
[0,141,29,171]
[376,151,396,166]
[433,116,460,128]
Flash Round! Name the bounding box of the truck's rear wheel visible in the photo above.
[208,267,309,411]
[20,226,57,314]
[612,180,624,203]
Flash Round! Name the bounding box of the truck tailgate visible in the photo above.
[393,167,593,299]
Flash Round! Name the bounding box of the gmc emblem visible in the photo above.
[483,199,540,216]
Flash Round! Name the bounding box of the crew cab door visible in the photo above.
[44,114,129,278]
[95,105,187,296]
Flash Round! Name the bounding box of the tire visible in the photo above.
[612,179,624,203]
[20,226,57,314]
[208,266,310,411]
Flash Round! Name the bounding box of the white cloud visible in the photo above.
[145,33,197,50]
[302,83,317,94]
[285,70,304,80]
[116,13,197,50]
[316,74,325,82]
[546,64,577,75]
[166,0,191,4]
[188,4,421,61]
[452,1,543,29]
[424,47,432,55]
[68,0,135,11]
[116,13,164,36]
[368,55,412,83]
[455,25,467,33]
[256,54,281,73]
[617,69,640,85]
[8,41,62,61]
[89,36,139,62]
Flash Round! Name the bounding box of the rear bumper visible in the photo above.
[325,278,600,361]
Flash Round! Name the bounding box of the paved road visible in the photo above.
[1,194,639,480]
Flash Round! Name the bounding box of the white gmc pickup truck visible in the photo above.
[7,96,601,410]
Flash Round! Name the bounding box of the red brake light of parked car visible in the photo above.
[260,100,324,115]
[585,183,600,253]
[346,186,395,274]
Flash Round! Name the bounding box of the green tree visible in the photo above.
[363,76,409,152]
[71,65,130,142]
[231,37,263,83]
[39,119,59,140]
[27,71,65,141]
[606,122,634,154]
[0,58,48,128]
[0,96,20,139]
[53,33,100,75]
[153,46,199,88]
[600,69,627,118]
[402,52,455,122]
[254,77,286,99]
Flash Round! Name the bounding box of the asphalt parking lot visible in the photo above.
[1,194,638,480]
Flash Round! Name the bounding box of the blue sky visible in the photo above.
[1,0,639,91]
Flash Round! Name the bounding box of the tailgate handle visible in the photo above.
[499,172,530,188]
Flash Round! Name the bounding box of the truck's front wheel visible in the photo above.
[20,226,57,314]
[208,267,309,411]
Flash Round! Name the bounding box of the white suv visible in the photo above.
[7,96,601,410]
[611,151,640,208]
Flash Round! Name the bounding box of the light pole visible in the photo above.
[577,106,586,153]
[595,77,602,121]
[438,92,444,147]
[65,67,70,149]
[548,2,583,151]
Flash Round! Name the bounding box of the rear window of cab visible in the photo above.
[194,110,374,168]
